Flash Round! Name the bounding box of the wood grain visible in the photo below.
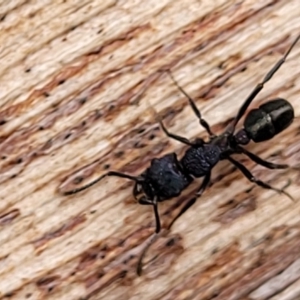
[0,0,300,299]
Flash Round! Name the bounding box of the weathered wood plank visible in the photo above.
[0,0,300,299]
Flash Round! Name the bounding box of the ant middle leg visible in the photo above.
[227,156,294,202]
[147,97,194,146]
[167,71,214,137]
[158,118,195,146]
[136,196,162,275]
[237,146,289,169]
[168,172,211,230]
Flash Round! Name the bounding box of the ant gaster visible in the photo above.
[62,34,300,275]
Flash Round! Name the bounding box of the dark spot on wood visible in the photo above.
[42,139,53,150]
[212,290,220,298]
[0,119,7,125]
[79,97,87,104]
[64,133,71,139]
[114,151,124,158]
[4,291,14,297]
[43,92,50,97]
[214,196,256,224]
[78,246,108,271]
[73,176,84,184]
[81,120,86,126]
[0,14,6,22]
[97,29,103,34]
[36,275,61,293]
[103,164,110,170]
[148,133,156,140]
[166,238,175,247]
[15,158,23,164]
[218,61,226,69]
[108,104,115,111]
[119,270,127,278]
[0,209,20,226]
[137,128,145,134]
[211,248,219,254]
[58,79,65,85]
[25,68,31,73]
[32,215,86,249]
[133,141,146,148]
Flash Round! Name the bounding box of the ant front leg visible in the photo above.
[168,71,214,137]
[227,156,294,202]
[62,171,141,195]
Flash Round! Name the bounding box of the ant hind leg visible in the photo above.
[168,172,211,230]
[237,146,289,170]
[227,156,295,202]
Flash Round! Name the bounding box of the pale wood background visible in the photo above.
[0,0,300,299]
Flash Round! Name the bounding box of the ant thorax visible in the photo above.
[181,143,222,178]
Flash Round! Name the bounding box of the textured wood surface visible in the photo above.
[0,0,300,299]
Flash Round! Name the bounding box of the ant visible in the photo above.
[62,33,300,275]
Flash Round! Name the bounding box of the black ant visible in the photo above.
[62,34,300,275]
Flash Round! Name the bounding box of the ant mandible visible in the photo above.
[62,33,300,275]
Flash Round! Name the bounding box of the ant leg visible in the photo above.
[147,98,194,146]
[168,172,211,230]
[237,146,289,169]
[139,196,161,233]
[227,33,300,134]
[227,156,294,202]
[62,171,140,195]
[136,231,160,276]
[137,196,161,275]
[168,71,214,137]
[158,118,195,146]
